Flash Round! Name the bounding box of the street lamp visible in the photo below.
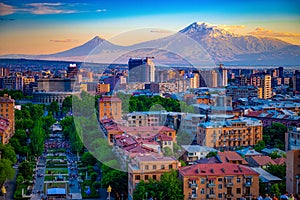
[145,192,148,200]
[107,185,112,200]
[296,175,299,195]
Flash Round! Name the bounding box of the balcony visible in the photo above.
[207,183,216,187]
[190,194,198,199]
[225,182,234,187]
[244,182,252,187]
[206,194,216,199]
[245,193,252,197]
[189,183,198,189]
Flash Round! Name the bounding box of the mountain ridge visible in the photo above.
[1,22,299,65]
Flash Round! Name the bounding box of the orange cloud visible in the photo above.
[249,27,300,38]
[0,3,14,16]
[219,25,246,29]
[49,39,78,43]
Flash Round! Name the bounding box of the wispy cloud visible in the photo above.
[96,9,107,12]
[0,3,14,16]
[249,27,300,38]
[218,24,246,30]
[49,39,78,43]
[150,29,173,34]
[26,3,76,15]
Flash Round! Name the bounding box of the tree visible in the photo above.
[266,164,286,179]
[254,140,266,152]
[90,172,98,182]
[81,152,97,166]
[133,170,184,200]
[30,119,45,158]
[0,159,15,185]
[62,96,72,113]
[263,123,287,150]
[163,147,173,156]
[18,161,33,180]
[16,175,24,190]
[206,151,217,158]
[0,144,17,163]
[101,168,128,199]
[92,181,101,190]
[47,101,59,116]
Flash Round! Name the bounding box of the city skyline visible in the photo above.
[0,0,299,55]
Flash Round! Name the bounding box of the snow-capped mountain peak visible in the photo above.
[179,22,235,38]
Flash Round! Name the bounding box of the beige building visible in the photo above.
[98,96,122,120]
[197,117,263,150]
[128,155,181,199]
[179,163,259,200]
[286,150,300,195]
[0,94,15,143]
[97,83,110,93]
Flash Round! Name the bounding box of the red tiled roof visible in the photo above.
[179,163,258,176]
[218,151,248,165]
[245,111,262,117]
[273,157,286,165]
[120,126,174,133]
[251,156,276,166]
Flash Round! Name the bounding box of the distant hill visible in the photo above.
[1,22,299,65]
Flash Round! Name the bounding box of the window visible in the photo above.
[200,188,205,194]
[201,178,205,184]
[135,175,140,180]
[145,165,149,170]
[218,178,222,182]
[218,184,222,189]
[153,175,157,180]
[145,175,149,180]
[237,178,241,183]
[218,193,222,199]
[153,165,156,170]
[236,188,241,194]
[169,164,173,169]
[161,165,165,169]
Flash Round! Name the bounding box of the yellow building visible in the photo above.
[98,96,122,120]
[0,94,15,143]
[97,83,110,93]
[179,163,259,200]
[197,117,263,150]
[128,155,181,199]
[262,74,272,99]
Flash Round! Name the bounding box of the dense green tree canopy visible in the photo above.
[133,170,184,200]
[263,123,287,150]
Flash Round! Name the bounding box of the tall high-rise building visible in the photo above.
[293,70,300,93]
[67,64,79,78]
[261,74,272,99]
[189,73,200,88]
[217,64,228,87]
[128,57,155,83]
[200,70,218,88]
[251,73,272,99]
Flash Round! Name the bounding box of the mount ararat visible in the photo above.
[2,22,300,65]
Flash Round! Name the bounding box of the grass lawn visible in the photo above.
[45,168,68,174]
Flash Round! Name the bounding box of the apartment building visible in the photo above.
[128,155,181,200]
[179,163,259,200]
[197,117,263,150]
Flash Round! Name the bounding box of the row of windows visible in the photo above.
[194,177,244,184]
[0,109,9,112]
[0,104,10,107]
[135,174,157,181]
[143,164,173,171]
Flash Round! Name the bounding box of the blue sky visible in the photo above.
[0,0,299,54]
